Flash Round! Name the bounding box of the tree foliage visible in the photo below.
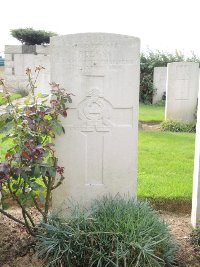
[11,28,57,45]
[140,50,200,103]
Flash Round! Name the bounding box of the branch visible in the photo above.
[32,195,45,217]
[0,208,26,226]
[22,210,36,237]
[51,176,64,190]
[44,175,52,223]
[7,180,35,228]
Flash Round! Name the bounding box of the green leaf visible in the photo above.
[48,167,56,177]
[34,165,41,178]
[24,96,31,105]
[39,192,45,204]
[50,120,64,135]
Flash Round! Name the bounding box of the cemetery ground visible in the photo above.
[0,103,200,266]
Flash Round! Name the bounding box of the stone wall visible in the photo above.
[4,45,50,94]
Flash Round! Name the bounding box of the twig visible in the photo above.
[0,208,26,226]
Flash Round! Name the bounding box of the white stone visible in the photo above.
[4,54,12,61]
[5,60,14,68]
[36,45,50,54]
[153,67,167,104]
[5,45,22,54]
[165,62,199,122]
[192,88,200,227]
[4,46,50,94]
[5,67,12,75]
[51,33,140,209]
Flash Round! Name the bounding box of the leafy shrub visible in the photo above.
[0,68,72,236]
[11,28,57,45]
[140,50,200,104]
[161,120,196,133]
[37,195,177,267]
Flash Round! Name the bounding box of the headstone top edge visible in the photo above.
[154,66,167,70]
[50,33,140,43]
[167,62,199,66]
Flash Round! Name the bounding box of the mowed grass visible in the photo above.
[0,126,196,200]
[0,92,22,106]
[138,130,195,199]
[0,134,12,160]
[139,103,165,122]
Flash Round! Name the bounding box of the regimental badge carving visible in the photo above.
[78,88,112,132]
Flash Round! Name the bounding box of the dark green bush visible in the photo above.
[161,120,196,133]
[37,195,177,267]
[11,28,57,45]
[140,50,200,104]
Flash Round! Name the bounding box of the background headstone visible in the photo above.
[153,67,167,104]
[192,88,200,227]
[51,33,140,208]
[165,62,199,122]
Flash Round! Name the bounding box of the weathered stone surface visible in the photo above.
[36,45,50,54]
[153,67,167,104]
[165,62,199,122]
[5,45,22,54]
[4,46,50,93]
[51,33,140,208]
[192,89,200,227]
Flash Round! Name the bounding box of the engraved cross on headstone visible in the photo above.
[78,88,112,185]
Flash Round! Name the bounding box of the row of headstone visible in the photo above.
[153,63,199,123]
[50,35,200,227]
[2,33,200,228]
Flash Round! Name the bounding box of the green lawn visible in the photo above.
[0,134,12,160]
[138,130,195,199]
[0,92,22,106]
[139,103,165,122]
[0,127,196,201]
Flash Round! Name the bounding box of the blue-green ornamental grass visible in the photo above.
[160,120,196,133]
[36,195,177,267]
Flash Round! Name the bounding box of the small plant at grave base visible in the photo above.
[0,67,72,236]
[37,195,177,267]
[160,120,196,133]
[191,226,200,256]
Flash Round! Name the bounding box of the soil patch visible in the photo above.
[0,208,199,267]
[141,121,161,131]
[149,198,192,214]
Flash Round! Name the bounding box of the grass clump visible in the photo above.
[161,120,196,133]
[37,195,177,267]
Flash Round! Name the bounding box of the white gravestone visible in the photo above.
[50,33,140,208]
[153,67,167,104]
[192,88,200,227]
[165,62,199,122]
